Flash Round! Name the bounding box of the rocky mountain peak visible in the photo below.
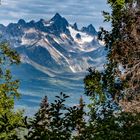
[50,13,69,26]
[51,13,62,20]
[18,19,26,25]
[81,24,97,36]
[72,23,78,30]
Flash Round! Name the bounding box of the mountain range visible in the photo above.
[0,13,106,76]
[0,13,107,115]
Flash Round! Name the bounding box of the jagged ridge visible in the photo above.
[0,13,106,76]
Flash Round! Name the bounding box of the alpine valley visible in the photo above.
[0,13,107,115]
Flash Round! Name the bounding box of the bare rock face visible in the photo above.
[0,13,106,75]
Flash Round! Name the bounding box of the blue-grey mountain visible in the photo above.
[0,13,107,115]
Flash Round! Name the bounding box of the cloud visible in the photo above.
[0,0,110,30]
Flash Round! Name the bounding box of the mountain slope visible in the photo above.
[0,13,106,77]
[0,13,107,115]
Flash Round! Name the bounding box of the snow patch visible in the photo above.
[68,26,93,44]
[44,21,54,27]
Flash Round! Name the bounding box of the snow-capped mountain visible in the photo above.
[0,13,106,77]
[0,13,108,115]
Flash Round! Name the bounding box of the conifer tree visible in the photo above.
[83,0,140,139]
[25,93,86,140]
[0,43,24,139]
[84,0,140,112]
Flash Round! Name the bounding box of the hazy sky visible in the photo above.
[0,0,110,30]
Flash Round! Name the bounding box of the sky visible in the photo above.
[0,0,110,30]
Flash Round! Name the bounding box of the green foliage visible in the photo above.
[0,43,24,139]
[87,111,140,140]
[24,92,140,140]
[83,0,140,139]
[25,93,87,140]
[100,0,140,98]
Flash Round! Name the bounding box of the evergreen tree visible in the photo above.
[98,0,140,102]
[84,0,140,113]
[0,43,24,139]
[83,0,140,139]
[25,93,86,140]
